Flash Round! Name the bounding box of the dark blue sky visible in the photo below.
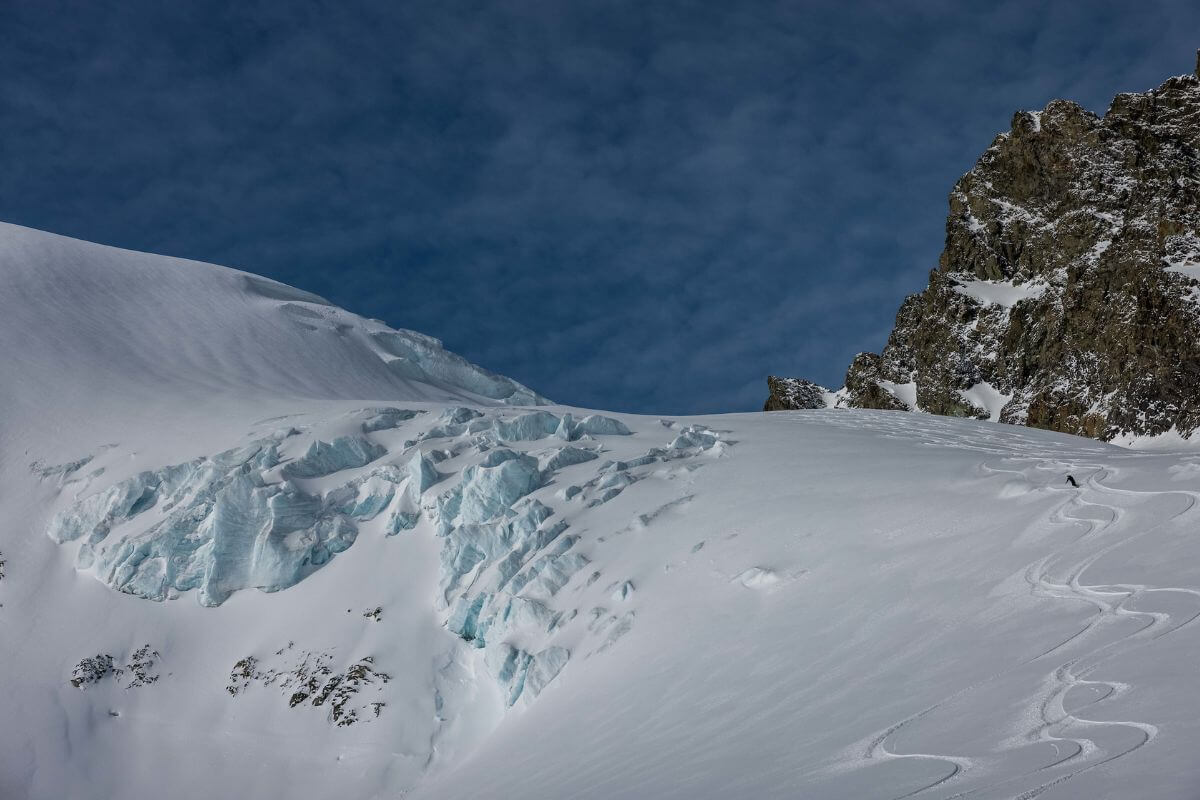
[3,2,1198,413]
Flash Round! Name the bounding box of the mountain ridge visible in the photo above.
[768,53,1200,444]
[0,219,546,430]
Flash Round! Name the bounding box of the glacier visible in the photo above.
[41,405,719,721]
[282,435,387,479]
[11,222,1200,800]
[45,435,365,606]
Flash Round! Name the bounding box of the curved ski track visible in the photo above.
[790,413,1200,799]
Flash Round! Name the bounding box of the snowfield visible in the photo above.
[2,222,1200,800]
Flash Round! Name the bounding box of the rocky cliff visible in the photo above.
[770,54,1200,442]
[763,376,832,410]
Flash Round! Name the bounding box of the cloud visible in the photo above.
[1,0,1198,413]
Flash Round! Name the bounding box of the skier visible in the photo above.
[1066,475,1079,487]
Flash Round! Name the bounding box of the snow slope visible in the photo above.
[4,223,1200,800]
[0,221,544,437]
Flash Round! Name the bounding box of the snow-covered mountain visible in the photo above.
[0,221,544,433]
[5,222,1200,800]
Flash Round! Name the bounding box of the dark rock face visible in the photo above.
[842,353,909,411]
[774,57,1200,442]
[764,376,830,410]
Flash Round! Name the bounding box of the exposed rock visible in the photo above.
[70,654,115,689]
[774,55,1200,441]
[763,376,831,410]
[70,644,161,690]
[225,644,391,727]
[842,354,910,412]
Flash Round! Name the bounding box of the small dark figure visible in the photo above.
[1066,475,1079,487]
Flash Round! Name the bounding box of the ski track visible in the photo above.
[791,413,1200,799]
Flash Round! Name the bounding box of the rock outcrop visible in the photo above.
[770,55,1200,442]
[763,376,832,411]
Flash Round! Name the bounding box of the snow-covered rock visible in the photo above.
[773,59,1200,443]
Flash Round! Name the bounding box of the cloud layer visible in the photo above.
[2,1,1198,412]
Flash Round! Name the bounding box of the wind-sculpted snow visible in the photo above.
[370,330,546,405]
